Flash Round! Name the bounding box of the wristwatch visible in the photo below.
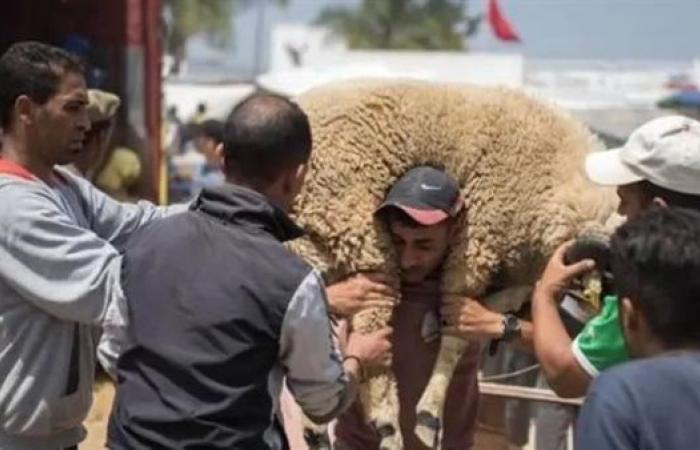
[501,313,522,341]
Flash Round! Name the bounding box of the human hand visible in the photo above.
[345,327,393,368]
[441,295,504,340]
[535,241,596,300]
[326,273,397,317]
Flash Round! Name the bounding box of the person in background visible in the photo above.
[69,89,142,201]
[190,118,225,197]
[70,89,119,180]
[168,108,214,202]
[191,101,207,124]
[95,144,142,201]
[163,105,183,155]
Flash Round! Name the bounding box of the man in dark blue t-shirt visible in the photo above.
[572,207,700,450]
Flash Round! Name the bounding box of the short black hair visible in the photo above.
[195,119,224,144]
[222,94,311,183]
[639,180,700,212]
[0,41,84,128]
[610,207,700,348]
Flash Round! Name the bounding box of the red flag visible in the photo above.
[488,0,521,42]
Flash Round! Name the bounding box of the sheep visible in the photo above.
[288,79,616,449]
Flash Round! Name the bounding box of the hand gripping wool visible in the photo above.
[288,80,616,450]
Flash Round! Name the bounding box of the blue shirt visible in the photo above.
[576,352,700,450]
[190,163,224,198]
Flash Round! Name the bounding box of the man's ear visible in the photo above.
[279,165,299,195]
[620,297,639,334]
[15,95,36,126]
[216,143,226,171]
[652,196,668,209]
[284,163,307,195]
[295,162,307,180]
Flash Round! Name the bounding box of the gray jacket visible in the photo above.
[0,166,184,450]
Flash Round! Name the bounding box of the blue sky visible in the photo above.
[188,0,700,77]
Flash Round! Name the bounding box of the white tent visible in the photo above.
[257,51,524,97]
[163,82,256,121]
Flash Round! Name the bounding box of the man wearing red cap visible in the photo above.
[333,166,532,450]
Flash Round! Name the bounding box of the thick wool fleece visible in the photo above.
[288,80,616,447]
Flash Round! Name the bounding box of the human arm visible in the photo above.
[532,242,595,398]
[96,288,131,379]
[325,272,397,318]
[441,288,534,350]
[280,271,391,423]
[0,185,124,324]
[60,167,187,250]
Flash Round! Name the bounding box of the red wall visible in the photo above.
[0,0,164,200]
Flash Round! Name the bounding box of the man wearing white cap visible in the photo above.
[533,115,700,399]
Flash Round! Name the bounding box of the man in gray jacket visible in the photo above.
[0,41,184,450]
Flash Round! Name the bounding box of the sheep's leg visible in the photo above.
[414,335,469,450]
[351,305,403,450]
[360,370,403,450]
[301,417,332,450]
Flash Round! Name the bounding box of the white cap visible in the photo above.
[585,116,700,195]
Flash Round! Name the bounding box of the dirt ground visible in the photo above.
[82,381,537,450]
[81,381,310,450]
[81,379,113,450]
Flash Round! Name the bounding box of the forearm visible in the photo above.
[513,318,534,351]
[532,287,589,397]
[0,239,122,324]
[97,292,132,378]
[294,358,360,424]
[340,357,361,404]
[327,296,345,318]
[282,272,358,422]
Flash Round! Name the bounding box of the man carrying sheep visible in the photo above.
[334,166,533,450]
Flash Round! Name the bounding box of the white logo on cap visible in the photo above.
[420,183,442,191]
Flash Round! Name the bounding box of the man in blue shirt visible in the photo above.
[569,207,700,449]
[190,119,225,197]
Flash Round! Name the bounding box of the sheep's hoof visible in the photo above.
[374,422,402,450]
[303,427,332,450]
[415,411,442,450]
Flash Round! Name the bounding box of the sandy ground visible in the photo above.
[81,381,310,450]
[82,381,541,450]
[81,379,113,450]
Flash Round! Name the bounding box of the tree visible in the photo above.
[316,0,481,51]
[163,0,287,74]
